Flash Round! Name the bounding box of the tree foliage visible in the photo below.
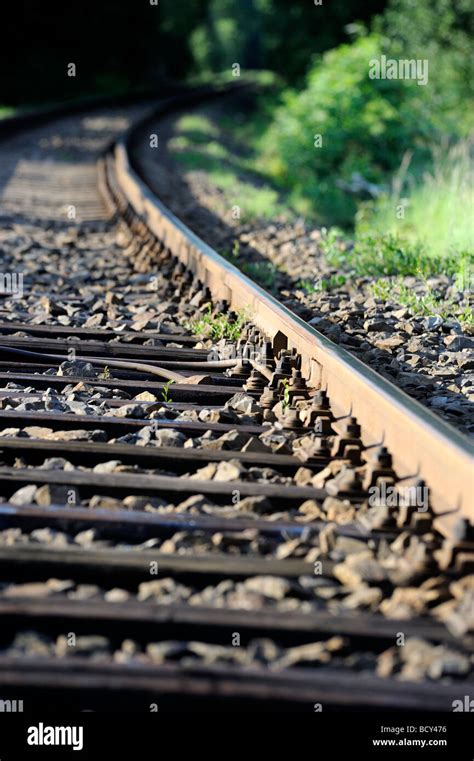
[258,0,474,225]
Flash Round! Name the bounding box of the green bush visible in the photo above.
[258,11,472,226]
[376,0,473,133]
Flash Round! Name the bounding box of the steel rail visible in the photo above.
[101,112,473,537]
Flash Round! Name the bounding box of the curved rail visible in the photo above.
[100,102,473,539]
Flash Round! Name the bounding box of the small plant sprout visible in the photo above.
[99,365,110,380]
[297,274,346,293]
[281,378,291,410]
[186,305,248,341]
[161,379,175,403]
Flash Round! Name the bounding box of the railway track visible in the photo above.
[0,91,472,712]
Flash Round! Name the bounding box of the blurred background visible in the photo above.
[3,0,391,105]
[1,0,472,262]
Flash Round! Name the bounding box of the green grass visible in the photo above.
[220,241,281,291]
[369,278,473,327]
[319,227,472,281]
[356,141,473,261]
[240,261,279,290]
[0,106,15,119]
[185,69,279,90]
[319,220,473,326]
[172,114,219,140]
[186,305,248,341]
[169,113,285,222]
[297,274,347,293]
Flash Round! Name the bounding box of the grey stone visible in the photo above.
[9,484,37,505]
